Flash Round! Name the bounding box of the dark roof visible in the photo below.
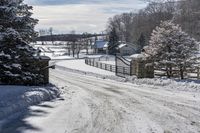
[94,41,108,49]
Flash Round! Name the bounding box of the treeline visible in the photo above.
[107,0,200,52]
[36,33,107,42]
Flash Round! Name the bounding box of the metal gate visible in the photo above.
[115,55,132,77]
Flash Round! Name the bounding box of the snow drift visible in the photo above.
[0,85,60,130]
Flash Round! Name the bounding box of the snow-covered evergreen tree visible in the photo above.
[0,0,38,43]
[145,21,199,79]
[108,27,119,55]
[137,33,146,53]
[0,0,42,85]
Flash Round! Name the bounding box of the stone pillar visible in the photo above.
[131,54,154,78]
[136,59,154,78]
[39,56,51,84]
[131,59,137,75]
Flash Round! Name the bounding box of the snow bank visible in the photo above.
[130,77,200,93]
[0,85,60,130]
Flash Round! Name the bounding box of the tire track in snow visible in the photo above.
[50,70,163,132]
[50,69,200,132]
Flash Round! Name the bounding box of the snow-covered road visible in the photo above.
[2,68,200,133]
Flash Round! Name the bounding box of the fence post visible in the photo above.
[115,55,117,75]
[197,67,200,79]
[130,61,132,76]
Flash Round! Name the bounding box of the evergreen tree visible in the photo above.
[0,0,38,43]
[145,21,199,79]
[137,33,146,53]
[108,27,119,55]
[0,0,42,85]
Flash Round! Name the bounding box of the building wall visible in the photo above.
[119,46,135,56]
[95,48,106,54]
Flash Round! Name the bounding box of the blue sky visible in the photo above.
[24,0,147,34]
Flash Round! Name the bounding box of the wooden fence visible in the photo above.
[86,57,200,79]
[85,58,116,72]
[85,58,131,76]
[154,67,200,79]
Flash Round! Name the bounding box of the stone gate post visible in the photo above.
[131,54,154,78]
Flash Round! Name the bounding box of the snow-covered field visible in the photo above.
[0,85,60,132]
[2,67,200,133]
[55,59,115,76]
[32,43,99,60]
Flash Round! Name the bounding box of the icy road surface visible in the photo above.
[2,69,200,133]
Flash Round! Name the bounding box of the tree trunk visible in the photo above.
[72,42,75,57]
[77,50,80,59]
[68,48,70,56]
[167,46,172,78]
[169,66,172,77]
[180,66,184,79]
[86,47,88,55]
[166,67,171,78]
[72,50,75,57]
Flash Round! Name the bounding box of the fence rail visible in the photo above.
[154,67,200,79]
[85,58,116,72]
[85,58,131,76]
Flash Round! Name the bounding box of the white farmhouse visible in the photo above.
[118,43,136,56]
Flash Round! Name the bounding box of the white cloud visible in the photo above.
[29,1,147,33]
